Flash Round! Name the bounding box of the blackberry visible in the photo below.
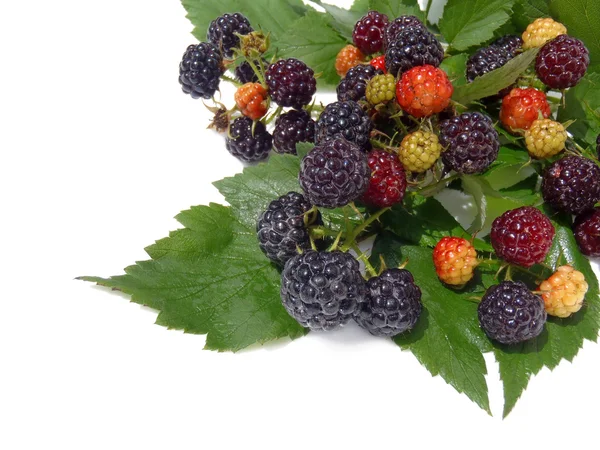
[478,281,547,345]
[337,64,382,102]
[280,250,366,331]
[574,208,600,257]
[234,58,267,84]
[439,112,500,174]
[385,26,444,77]
[257,192,320,266]
[179,43,224,99]
[353,11,389,55]
[315,100,373,151]
[384,15,425,49]
[299,138,370,208]
[354,269,422,337]
[542,155,600,215]
[207,13,253,58]
[491,206,555,268]
[273,110,316,155]
[536,35,590,89]
[225,117,272,163]
[466,46,514,83]
[266,58,317,109]
[491,35,523,54]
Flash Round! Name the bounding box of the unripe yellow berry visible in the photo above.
[398,131,441,173]
[522,18,567,50]
[539,265,588,318]
[525,119,567,159]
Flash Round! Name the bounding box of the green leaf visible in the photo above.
[371,233,492,414]
[439,0,515,51]
[513,0,550,30]
[351,0,370,12]
[453,49,539,105]
[550,0,600,68]
[482,147,536,190]
[310,0,362,40]
[275,11,349,87]
[440,53,469,87]
[494,221,600,417]
[381,194,493,251]
[368,0,425,22]
[181,0,307,44]
[79,203,307,352]
[558,73,600,146]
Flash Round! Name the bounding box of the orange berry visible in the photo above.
[499,87,551,133]
[335,45,365,77]
[396,65,453,118]
[433,237,478,286]
[234,82,268,120]
[539,265,588,318]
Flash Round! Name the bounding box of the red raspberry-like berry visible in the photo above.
[370,55,386,73]
[574,208,600,257]
[234,82,268,120]
[266,58,317,109]
[361,150,407,208]
[396,65,453,118]
[499,87,551,133]
[433,237,478,286]
[536,35,590,89]
[491,206,555,267]
[353,11,389,55]
[335,45,366,77]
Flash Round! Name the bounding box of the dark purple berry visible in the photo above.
[225,116,272,163]
[542,155,600,215]
[280,250,366,331]
[234,58,267,84]
[384,15,426,49]
[491,35,523,54]
[385,26,444,77]
[266,58,317,109]
[354,269,422,337]
[337,64,382,102]
[299,138,370,209]
[353,11,389,55]
[439,112,500,174]
[574,208,600,257]
[179,43,224,99]
[478,281,546,345]
[257,192,321,266]
[536,35,589,89]
[466,46,514,83]
[207,13,253,58]
[315,100,373,151]
[273,110,316,155]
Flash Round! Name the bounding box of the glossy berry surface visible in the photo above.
[337,64,382,102]
[354,269,422,337]
[478,281,546,345]
[574,208,600,257]
[385,26,444,77]
[179,43,224,99]
[490,206,555,267]
[370,55,386,73]
[399,131,442,173]
[433,237,478,286]
[225,117,272,163]
[234,83,268,120]
[541,155,600,215]
[280,251,366,331]
[524,119,567,159]
[257,192,320,266]
[522,17,566,50]
[299,138,370,208]
[207,13,253,58]
[266,58,317,109]
[361,150,407,208]
[315,100,373,150]
[536,35,589,89]
[499,87,551,133]
[396,65,453,118]
[353,11,389,55]
[466,46,515,84]
[491,35,524,54]
[366,74,396,105]
[273,110,316,155]
[539,265,588,318]
[384,15,426,49]
[439,112,500,174]
[234,59,267,83]
[335,45,365,77]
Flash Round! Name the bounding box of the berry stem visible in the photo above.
[424,0,433,24]
[350,243,378,279]
[340,207,391,252]
[264,105,283,125]
[417,173,460,197]
[220,73,242,87]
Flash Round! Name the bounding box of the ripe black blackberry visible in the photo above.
[574,208,600,257]
[439,112,500,174]
[179,43,224,99]
[207,13,253,58]
[541,155,600,215]
[478,281,547,345]
[536,35,590,89]
[491,35,523,54]
[384,15,425,49]
[299,138,370,208]
[234,58,267,84]
[257,192,320,266]
[315,100,373,151]
[266,58,317,109]
[280,250,366,331]
[466,46,514,83]
[273,110,316,155]
[354,269,422,337]
[225,117,272,163]
[337,64,382,102]
[352,11,389,55]
[385,26,444,77]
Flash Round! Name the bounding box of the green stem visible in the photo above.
[221,73,242,87]
[417,173,460,197]
[424,0,433,24]
[341,208,391,251]
[350,243,378,278]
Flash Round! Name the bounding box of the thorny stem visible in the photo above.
[350,243,378,278]
[220,73,242,88]
[417,173,460,197]
[264,105,283,125]
[340,207,391,252]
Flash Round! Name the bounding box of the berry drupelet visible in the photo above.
[352,11,389,55]
[315,100,373,151]
[361,150,407,208]
[179,43,224,99]
[384,15,426,49]
[273,110,316,155]
[337,64,382,102]
[536,35,590,89]
[385,26,444,77]
[266,58,317,109]
[225,117,272,163]
[207,13,253,58]
[574,208,600,257]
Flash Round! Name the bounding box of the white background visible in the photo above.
[1,1,599,449]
